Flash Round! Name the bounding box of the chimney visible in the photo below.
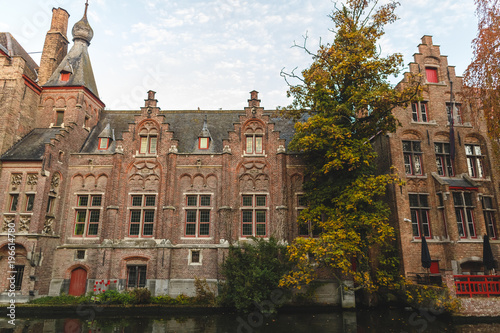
[38,8,70,85]
[248,90,260,107]
[145,90,158,107]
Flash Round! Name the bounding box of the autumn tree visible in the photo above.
[463,0,500,136]
[279,0,419,292]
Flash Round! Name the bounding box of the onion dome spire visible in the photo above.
[72,0,94,45]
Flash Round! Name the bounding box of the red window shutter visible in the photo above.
[426,68,438,83]
[430,261,440,274]
[60,72,71,82]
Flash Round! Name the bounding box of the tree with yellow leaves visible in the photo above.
[279,0,419,293]
[463,0,500,136]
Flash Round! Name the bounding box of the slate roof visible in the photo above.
[43,39,99,97]
[80,110,298,154]
[0,128,61,161]
[0,32,39,81]
[444,177,478,189]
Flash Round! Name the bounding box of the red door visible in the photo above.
[68,268,87,296]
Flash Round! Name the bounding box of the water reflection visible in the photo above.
[0,309,499,333]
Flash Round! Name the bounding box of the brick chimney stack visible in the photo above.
[248,90,260,107]
[145,90,158,107]
[38,8,70,85]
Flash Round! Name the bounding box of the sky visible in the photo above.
[0,0,478,111]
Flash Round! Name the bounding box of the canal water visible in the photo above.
[0,308,499,332]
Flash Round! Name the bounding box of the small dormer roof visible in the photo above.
[198,115,211,138]
[98,123,114,140]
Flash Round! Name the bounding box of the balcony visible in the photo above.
[454,275,500,297]
[407,272,443,286]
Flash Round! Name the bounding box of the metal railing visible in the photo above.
[454,275,500,297]
[407,272,443,286]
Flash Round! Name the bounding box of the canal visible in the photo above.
[1,308,499,332]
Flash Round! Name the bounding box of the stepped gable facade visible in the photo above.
[375,35,500,284]
[0,5,307,301]
[0,5,499,304]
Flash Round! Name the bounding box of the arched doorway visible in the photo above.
[460,260,484,275]
[68,267,87,296]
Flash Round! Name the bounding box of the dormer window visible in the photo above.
[197,115,211,151]
[97,124,113,151]
[199,137,209,150]
[98,138,110,150]
[60,71,71,82]
[425,67,438,83]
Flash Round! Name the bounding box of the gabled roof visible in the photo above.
[0,128,61,161]
[80,110,297,154]
[0,32,39,81]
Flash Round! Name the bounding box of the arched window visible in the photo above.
[139,127,158,154]
[244,125,264,155]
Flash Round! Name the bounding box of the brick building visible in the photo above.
[0,5,498,304]
[375,36,500,285]
[0,4,311,303]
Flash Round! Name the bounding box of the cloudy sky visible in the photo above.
[0,0,478,110]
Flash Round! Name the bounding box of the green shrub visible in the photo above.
[152,295,176,305]
[194,278,217,305]
[29,294,91,305]
[130,288,152,304]
[219,237,290,312]
[96,289,134,305]
[175,294,193,305]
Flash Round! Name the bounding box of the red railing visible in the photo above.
[454,275,500,297]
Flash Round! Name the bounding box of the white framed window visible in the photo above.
[446,103,462,125]
[465,144,485,178]
[403,140,423,176]
[139,127,158,154]
[9,194,19,212]
[129,194,156,237]
[188,249,202,265]
[185,194,211,237]
[434,142,454,177]
[411,101,428,122]
[74,194,102,236]
[453,192,476,238]
[409,193,431,238]
[199,137,209,149]
[482,196,497,239]
[241,194,267,237]
[98,138,110,150]
[25,194,35,212]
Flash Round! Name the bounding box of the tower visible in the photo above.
[39,1,104,130]
[38,8,70,86]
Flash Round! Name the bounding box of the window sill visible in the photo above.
[447,122,472,128]
[405,174,427,179]
[411,236,450,243]
[67,237,100,241]
[180,237,213,240]
[425,81,447,86]
[133,153,158,158]
[242,152,266,157]
[456,238,483,243]
[410,120,437,126]
[468,176,491,182]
